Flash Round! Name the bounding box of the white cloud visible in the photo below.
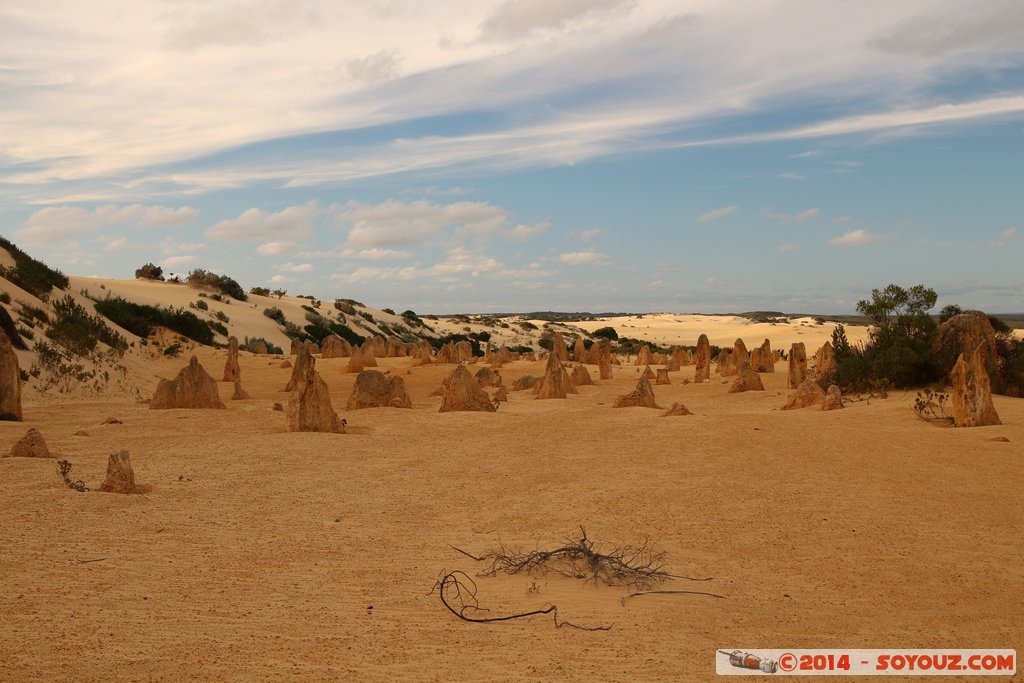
[697,205,738,223]
[15,203,198,244]
[162,254,197,268]
[344,49,402,84]
[833,215,853,224]
[277,262,314,273]
[999,228,1020,240]
[777,243,799,252]
[257,241,298,255]
[269,274,290,284]
[335,199,513,249]
[104,237,128,251]
[570,228,603,242]
[206,201,317,241]
[829,229,883,247]
[356,248,413,260]
[505,221,550,241]
[558,250,612,265]
[137,205,199,227]
[479,0,634,42]
[762,207,820,223]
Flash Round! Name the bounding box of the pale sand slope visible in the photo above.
[572,314,872,350]
[1,350,1021,682]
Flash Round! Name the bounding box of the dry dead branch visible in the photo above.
[431,570,611,631]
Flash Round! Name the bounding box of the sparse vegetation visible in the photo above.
[94,297,214,345]
[46,295,128,356]
[163,342,183,357]
[913,390,953,425]
[185,268,247,301]
[57,460,88,492]
[591,326,618,340]
[134,263,165,281]
[249,286,270,297]
[242,336,283,354]
[0,236,69,298]
[834,284,941,390]
[263,307,286,324]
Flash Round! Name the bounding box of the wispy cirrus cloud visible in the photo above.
[762,207,819,223]
[697,205,738,223]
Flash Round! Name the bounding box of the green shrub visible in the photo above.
[163,342,183,357]
[208,320,228,337]
[263,307,286,324]
[592,326,618,340]
[94,297,214,345]
[334,300,356,315]
[938,304,963,323]
[382,308,395,315]
[0,292,10,304]
[250,286,270,297]
[834,284,941,390]
[214,310,229,323]
[242,336,283,354]
[46,295,127,356]
[194,299,208,310]
[135,263,164,280]
[17,302,49,326]
[185,268,247,301]
[0,236,69,298]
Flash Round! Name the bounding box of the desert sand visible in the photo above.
[2,340,1022,681]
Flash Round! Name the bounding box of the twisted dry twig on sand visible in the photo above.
[451,526,692,589]
[431,570,611,631]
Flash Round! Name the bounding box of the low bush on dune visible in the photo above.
[242,336,283,354]
[134,263,164,281]
[94,297,214,345]
[185,268,247,301]
[0,236,69,299]
[46,295,128,356]
[263,307,286,324]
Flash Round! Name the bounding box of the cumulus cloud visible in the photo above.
[697,205,738,223]
[762,207,820,223]
[829,229,882,247]
[355,248,413,260]
[257,241,298,255]
[558,250,611,265]
[505,221,549,241]
[162,254,197,268]
[104,237,128,251]
[206,201,317,241]
[276,262,314,273]
[15,203,198,243]
[335,199,513,249]
[569,228,603,242]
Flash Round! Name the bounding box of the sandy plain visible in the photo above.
[1,338,1021,681]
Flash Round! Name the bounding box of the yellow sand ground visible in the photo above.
[1,347,1021,682]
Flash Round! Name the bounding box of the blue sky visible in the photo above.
[2,0,1023,313]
